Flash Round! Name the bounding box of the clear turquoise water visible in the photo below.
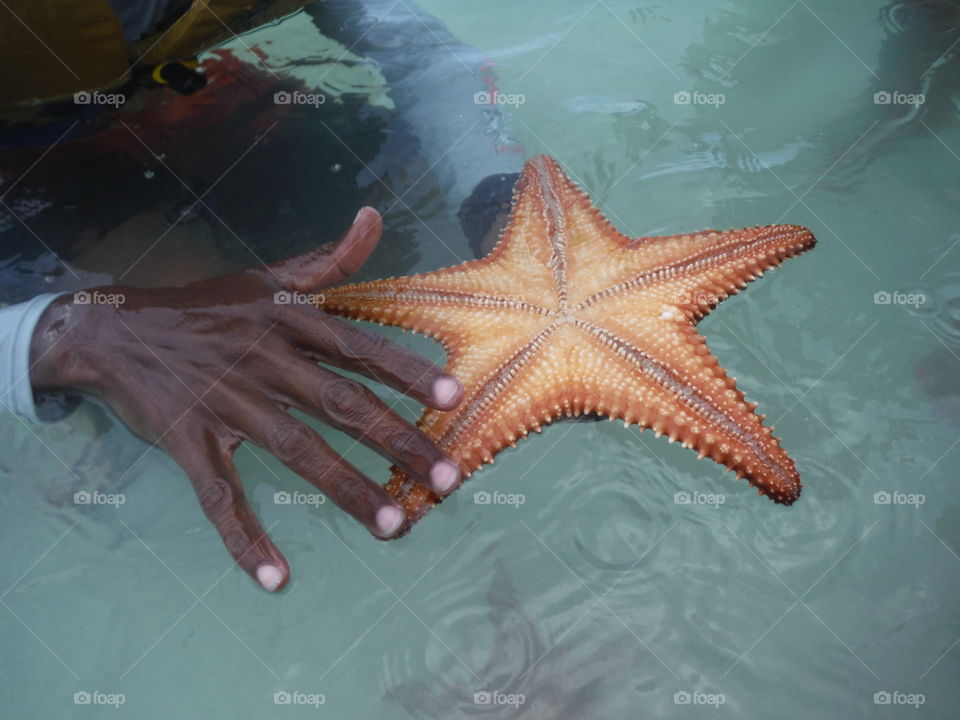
[2,1,960,718]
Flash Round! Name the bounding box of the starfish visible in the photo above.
[322,155,816,531]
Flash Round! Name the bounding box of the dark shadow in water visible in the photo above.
[825,0,960,187]
[385,561,646,719]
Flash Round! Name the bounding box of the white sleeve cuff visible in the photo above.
[0,292,77,423]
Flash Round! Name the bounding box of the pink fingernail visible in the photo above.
[256,564,284,592]
[431,460,460,494]
[376,505,405,537]
[432,377,461,407]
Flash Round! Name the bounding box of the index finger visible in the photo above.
[269,207,383,292]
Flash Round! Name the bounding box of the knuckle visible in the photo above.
[386,350,434,387]
[399,358,434,389]
[337,326,389,362]
[333,473,377,510]
[364,331,391,354]
[267,421,317,466]
[221,525,252,560]
[384,426,427,460]
[320,378,376,426]
[197,476,238,523]
[212,319,255,359]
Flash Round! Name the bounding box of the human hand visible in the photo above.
[29,208,463,591]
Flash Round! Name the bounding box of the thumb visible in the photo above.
[271,207,382,292]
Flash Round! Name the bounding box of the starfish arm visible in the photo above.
[383,322,612,525]
[509,156,631,306]
[575,315,800,503]
[321,270,555,349]
[573,224,816,320]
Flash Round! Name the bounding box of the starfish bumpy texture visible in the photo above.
[322,155,816,532]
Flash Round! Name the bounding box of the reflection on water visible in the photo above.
[384,561,647,718]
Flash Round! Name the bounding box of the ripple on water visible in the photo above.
[879,2,908,33]
[725,452,866,589]
[378,541,654,718]
[901,271,960,348]
[541,428,682,580]
[538,439,868,684]
[377,525,515,687]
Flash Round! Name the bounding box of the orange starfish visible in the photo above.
[322,155,816,532]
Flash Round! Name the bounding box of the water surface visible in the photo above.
[2,1,959,717]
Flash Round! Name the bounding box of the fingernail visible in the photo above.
[353,207,364,223]
[256,564,284,592]
[375,505,405,537]
[430,460,460,494]
[432,376,461,407]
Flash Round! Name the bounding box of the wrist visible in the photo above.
[29,292,106,393]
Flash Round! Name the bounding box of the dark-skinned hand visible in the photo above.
[28,207,463,591]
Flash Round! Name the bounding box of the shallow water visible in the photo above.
[2,0,959,718]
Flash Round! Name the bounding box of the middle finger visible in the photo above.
[268,356,460,496]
